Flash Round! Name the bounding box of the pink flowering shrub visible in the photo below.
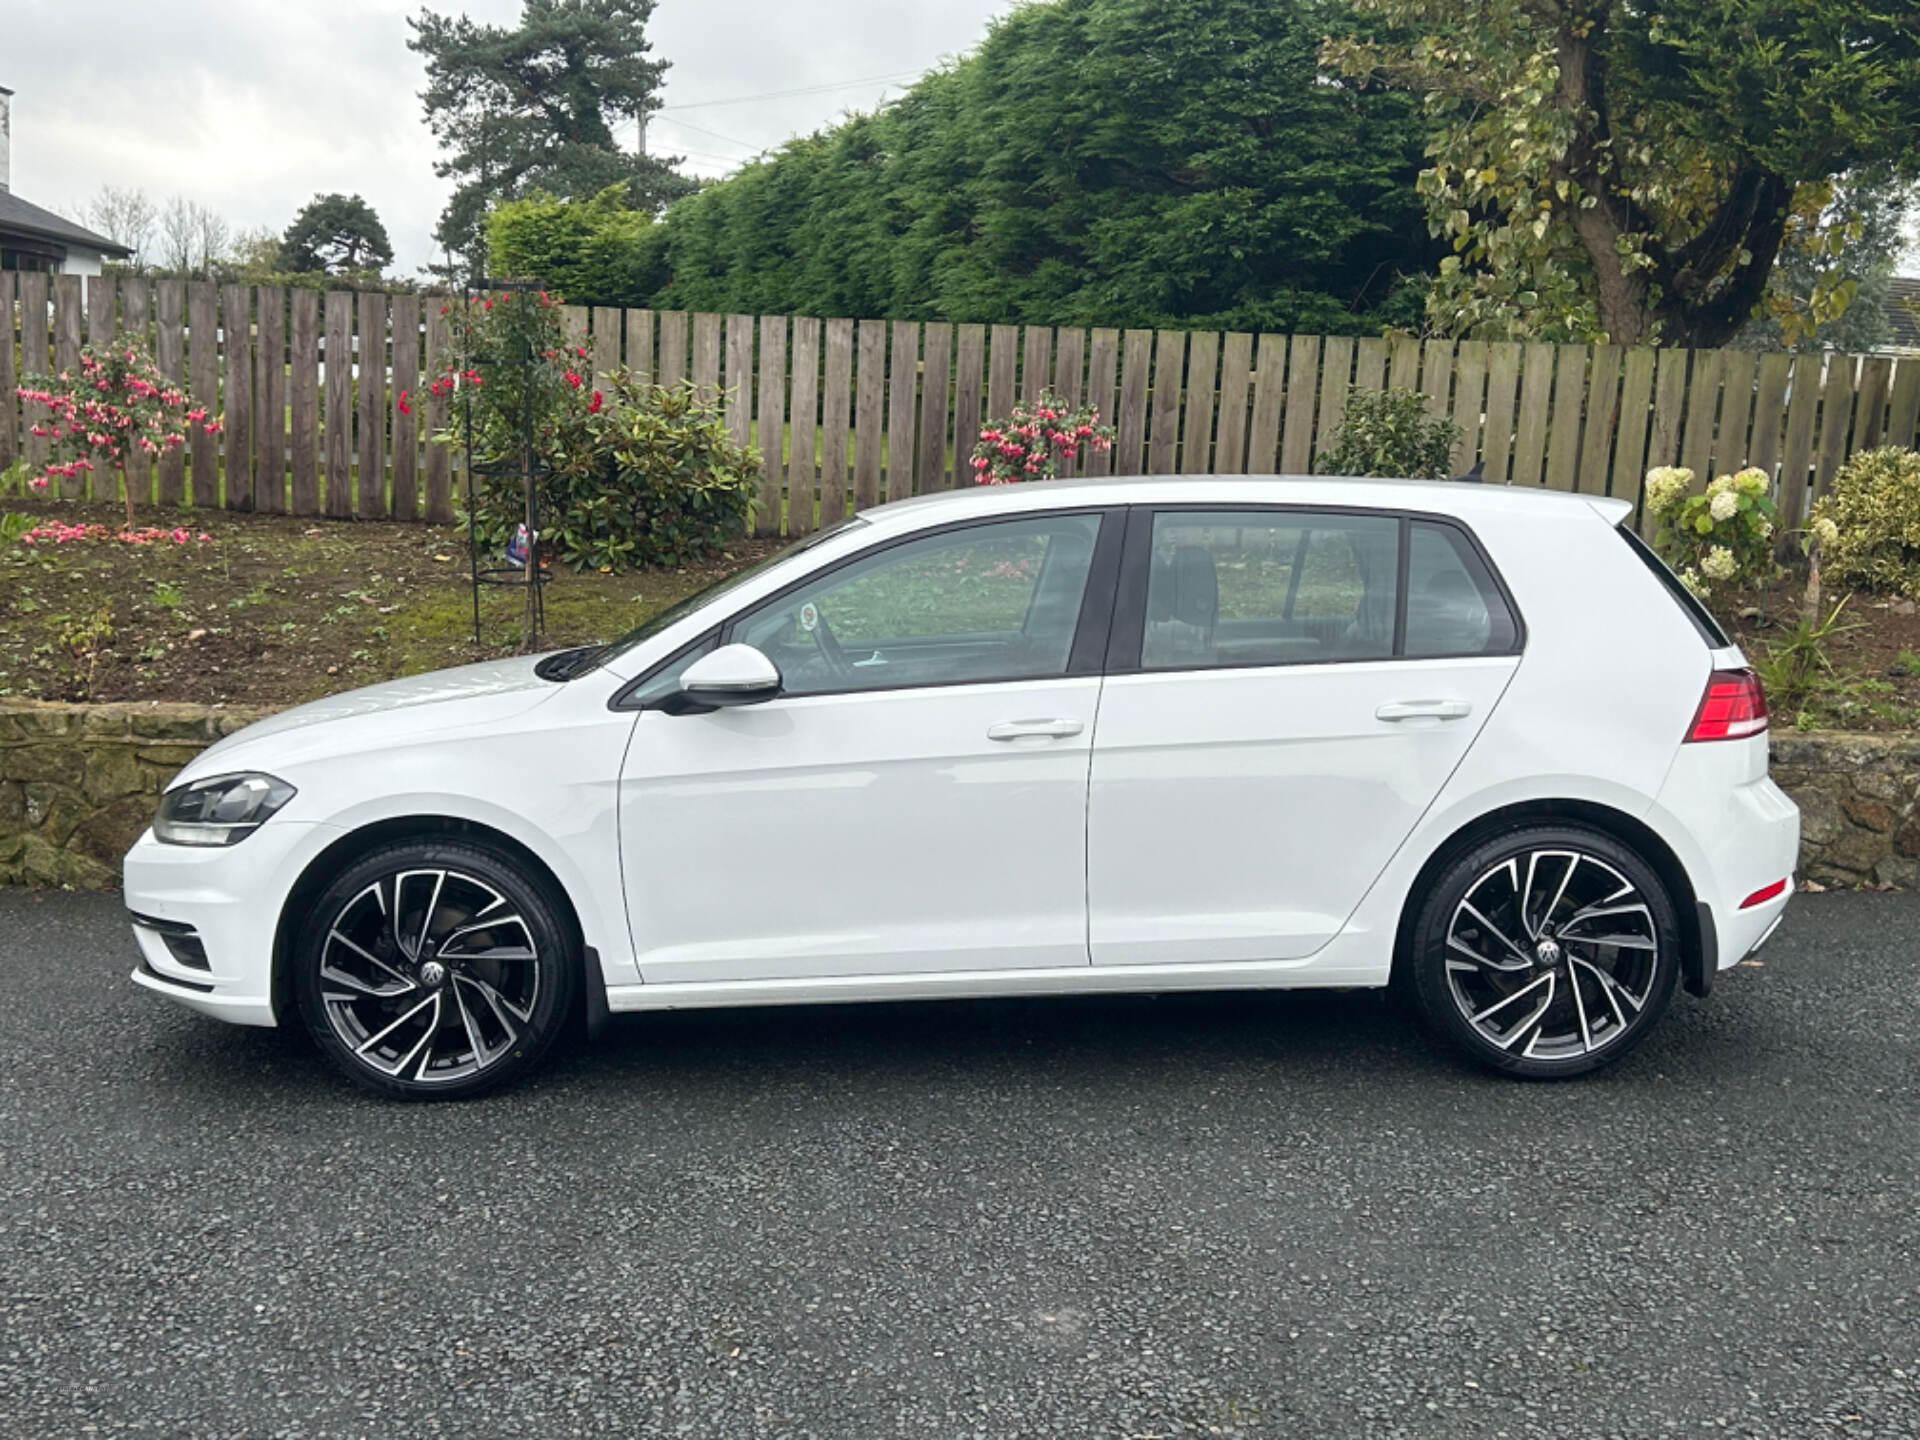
[16,341,222,527]
[970,389,1114,484]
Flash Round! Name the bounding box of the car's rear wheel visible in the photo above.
[293,838,577,1100]
[1407,824,1681,1079]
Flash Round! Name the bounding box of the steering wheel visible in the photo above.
[808,602,856,683]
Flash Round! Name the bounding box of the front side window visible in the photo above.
[729,513,1105,696]
[1141,511,1402,669]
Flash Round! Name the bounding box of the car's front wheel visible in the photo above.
[1406,824,1682,1078]
[293,838,577,1100]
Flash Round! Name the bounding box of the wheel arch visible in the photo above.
[1389,798,1710,999]
[270,814,609,1030]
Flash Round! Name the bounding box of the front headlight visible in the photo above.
[154,773,297,846]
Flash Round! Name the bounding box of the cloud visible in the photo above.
[5,0,1012,274]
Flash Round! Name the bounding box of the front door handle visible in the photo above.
[1375,699,1473,722]
[987,718,1085,742]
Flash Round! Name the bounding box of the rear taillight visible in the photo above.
[1685,668,1768,742]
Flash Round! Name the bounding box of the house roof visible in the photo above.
[0,189,133,257]
[1887,277,1920,353]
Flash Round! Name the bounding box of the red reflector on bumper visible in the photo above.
[1740,878,1789,909]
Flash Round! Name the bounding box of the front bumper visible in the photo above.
[123,820,335,1028]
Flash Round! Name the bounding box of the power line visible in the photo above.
[652,116,766,152]
[655,70,923,112]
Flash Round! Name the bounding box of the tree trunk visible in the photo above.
[1553,14,1654,348]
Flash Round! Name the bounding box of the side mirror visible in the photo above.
[661,643,782,712]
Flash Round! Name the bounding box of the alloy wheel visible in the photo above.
[1443,848,1660,1062]
[318,867,542,1086]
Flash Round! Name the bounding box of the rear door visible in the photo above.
[1087,506,1523,965]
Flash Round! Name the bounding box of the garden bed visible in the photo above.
[0,497,782,707]
[2,494,1917,730]
[1720,586,1920,732]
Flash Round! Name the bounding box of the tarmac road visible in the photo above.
[1,887,1914,1438]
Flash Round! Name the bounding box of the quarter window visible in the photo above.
[1404,521,1519,657]
[1141,512,1402,669]
[729,513,1104,696]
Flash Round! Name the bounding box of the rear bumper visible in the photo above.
[1652,738,1799,987]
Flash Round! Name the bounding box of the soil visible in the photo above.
[1720,580,1920,731]
[0,496,783,708]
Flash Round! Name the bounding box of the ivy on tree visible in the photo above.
[1328,0,1920,347]
[280,193,395,274]
[408,0,696,275]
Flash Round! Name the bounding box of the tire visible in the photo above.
[1406,823,1681,1079]
[293,838,578,1100]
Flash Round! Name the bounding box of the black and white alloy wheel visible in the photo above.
[295,840,576,1099]
[1408,824,1680,1078]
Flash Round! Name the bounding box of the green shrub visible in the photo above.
[470,371,759,573]
[1314,387,1460,479]
[1811,447,1920,599]
[435,291,758,572]
[486,186,663,310]
[1644,465,1779,599]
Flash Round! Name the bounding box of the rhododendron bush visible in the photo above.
[434,290,757,571]
[970,390,1113,484]
[15,342,222,528]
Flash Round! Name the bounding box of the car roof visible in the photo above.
[858,474,1632,531]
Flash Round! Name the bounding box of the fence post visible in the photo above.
[187,282,219,507]
[0,273,16,475]
[221,284,254,510]
[918,321,954,492]
[290,289,321,517]
[755,313,787,534]
[390,293,420,522]
[787,316,821,533]
[423,298,453,524]
[356,291,387,518]
[951,324,986,489]
[324,290,353,518]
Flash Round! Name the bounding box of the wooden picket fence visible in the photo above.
[5,273,1920,539]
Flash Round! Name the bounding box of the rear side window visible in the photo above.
[1140,512,1401,669]
[1616,524,1730,646]
[1404,521,1520,657]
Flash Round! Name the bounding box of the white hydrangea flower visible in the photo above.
[1733,466,1770,497]
[1812,516,1840,548]
[1709,490,1739,522]
[1700,546,1737,581]
[1758,518,1774,539]
[1706,474,1733,497]
[1644,466,1693,514]
[1677,566,1708,599]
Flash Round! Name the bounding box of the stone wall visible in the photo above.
[1769,731,1920,888]
[0,702,267,888]
[1,700,1916,891]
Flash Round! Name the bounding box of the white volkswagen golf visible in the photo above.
[125,476,1799,1098]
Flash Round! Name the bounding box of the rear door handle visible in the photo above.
[1375,699,1473,722]
[987,718,1085,742]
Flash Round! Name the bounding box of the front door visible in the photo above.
[1088,507,1522,965]
[620,509,1119,984]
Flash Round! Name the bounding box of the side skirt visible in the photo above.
[604,957,1388,1014]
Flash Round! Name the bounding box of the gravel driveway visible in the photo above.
[2,888,1914,1438]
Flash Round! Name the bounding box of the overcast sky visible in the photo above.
[4,0,1016,273]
